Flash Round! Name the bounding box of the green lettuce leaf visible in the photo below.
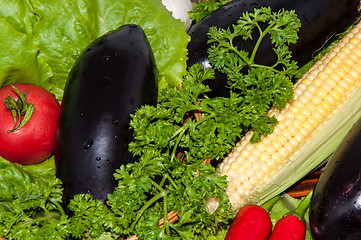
[0,18,53,89]
[0,0,189,100]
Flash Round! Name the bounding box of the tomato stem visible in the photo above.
[4,85,35,133]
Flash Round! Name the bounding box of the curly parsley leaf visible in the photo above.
[207,7,299,141]
[130,64,248,162]
[188,0,229,23]
[107,157,233,239]
[0,158,69,240]
[67,194,118,239]
[119,9,302,234]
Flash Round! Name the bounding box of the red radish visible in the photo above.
[225,204,272,240]
[269,192,312,240]
[269,215,306,240]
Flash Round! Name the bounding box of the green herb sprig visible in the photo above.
[189,0,229,23]
[207,7,300,142]
[0,7,301,240]
[106,8,300,239]
[0,158,68,240]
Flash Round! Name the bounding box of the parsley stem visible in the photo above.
[202,198,210,213]
[31,214,57,223]
[150,178,165,192]
[171,125,187,141]
[251,63,285,75]
[159,174,167,189]
[170,127,187,162]
[228,43,251,66]
[170,110,215,163]
[6,212,22,236]
[51,200,66,216]
[194,112,215,128]
[130,190,168,232]
[166,174,180,190]
[250,23,274,63]
[163,194,171,235]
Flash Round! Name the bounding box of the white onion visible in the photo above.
[162,0,193,30]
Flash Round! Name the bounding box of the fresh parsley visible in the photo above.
[189,0,229,23]
[0,7,301,240]
[207,7,300,142]
[0,158,69,240]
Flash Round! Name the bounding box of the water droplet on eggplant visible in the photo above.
[96,157,101,161]
[79,112,85,117]
[112,119,119,125]
[102,55,111,62]
[106,159,110,164]
[83,139,94,149]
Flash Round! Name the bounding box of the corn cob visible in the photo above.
[219,20,361,211]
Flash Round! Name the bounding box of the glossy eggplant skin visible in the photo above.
[55,24,158,211]
[187,0,360,97]
[309,117,361,240]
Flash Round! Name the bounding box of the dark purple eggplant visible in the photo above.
[54,24,158,211]
[187,0,360,97]
[309,117,361,240]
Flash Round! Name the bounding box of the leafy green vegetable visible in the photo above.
[0,0,189,99]
[207,7,300,80]
[0,6,302,240]
[0,157,68,240]
[205,7,299,142]
[189,0,229,23]
[67,194,117,239]
[0,17,52,90]
[114,8,301,235]
[106,158,233,239]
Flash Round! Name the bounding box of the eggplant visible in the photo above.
[187,0,360,97]
[54,24,158,211]
[309,117,361,239]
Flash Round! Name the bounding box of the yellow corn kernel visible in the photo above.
[321,100,333,113]
[311,95,322,105]
[219,21,361,211]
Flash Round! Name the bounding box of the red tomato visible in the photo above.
[0,83,60,164]
[225,204,272,240]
